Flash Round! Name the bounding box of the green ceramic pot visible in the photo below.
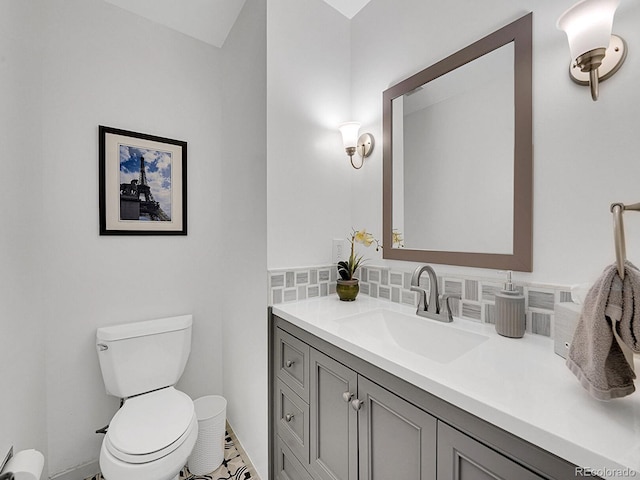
[336,279,359,301]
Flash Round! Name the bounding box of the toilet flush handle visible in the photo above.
[97,343,108,351]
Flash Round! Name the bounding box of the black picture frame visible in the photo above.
[99,125,187,235]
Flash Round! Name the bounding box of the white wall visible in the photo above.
[266,0,353,270]
[0,2,270,478]
[40,0,224,475]
[220,0,268,477]
[0,0,48,466]
[349,0,640,286]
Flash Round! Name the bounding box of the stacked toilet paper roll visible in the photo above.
[1,450,44,480]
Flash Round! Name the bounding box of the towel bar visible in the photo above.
[610,202,640,279]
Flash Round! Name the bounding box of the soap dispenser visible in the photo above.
[494,271,525,338]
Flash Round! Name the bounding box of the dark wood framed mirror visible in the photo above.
[382,13,532,271]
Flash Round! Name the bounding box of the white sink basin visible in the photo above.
[335,309,489,364]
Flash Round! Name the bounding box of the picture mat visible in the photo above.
[104,132,184,232]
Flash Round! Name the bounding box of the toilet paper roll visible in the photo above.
[2,450,44,480]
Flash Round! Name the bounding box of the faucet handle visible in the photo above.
[440,294,461,321]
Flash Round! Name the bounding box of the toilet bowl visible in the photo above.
[96,315,197,480]
[99,387,198,480]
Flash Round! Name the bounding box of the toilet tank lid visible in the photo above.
[97,315,192,342]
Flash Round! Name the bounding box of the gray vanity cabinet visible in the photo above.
[270,313,593,480]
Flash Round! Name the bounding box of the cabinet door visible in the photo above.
[437,422,543,480]
[357,376,437,480]
[309,348,358,480]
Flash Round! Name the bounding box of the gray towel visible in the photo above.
[566,261,640,400]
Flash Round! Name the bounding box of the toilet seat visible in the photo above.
[105,387,196,464]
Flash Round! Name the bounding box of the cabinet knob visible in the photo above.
[285,413,294,422]
[285,360,295,368]
[342,392,354,403]
[351,399,364,411]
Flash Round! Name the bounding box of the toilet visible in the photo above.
[96,315,198,480]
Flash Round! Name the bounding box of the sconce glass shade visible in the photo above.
[338,122,360,149]
[557,0,619,62]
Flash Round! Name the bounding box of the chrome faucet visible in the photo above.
[410,265,459,322]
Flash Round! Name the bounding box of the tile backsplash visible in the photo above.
[269,264,576,339]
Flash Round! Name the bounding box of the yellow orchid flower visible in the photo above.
[354,229,374,246]
[337,228,381,281]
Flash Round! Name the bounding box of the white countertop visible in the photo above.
[273,295,640,480]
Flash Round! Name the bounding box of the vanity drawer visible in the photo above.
[275,436,313,480]
[276,327,310,401]
[276,379,310,464]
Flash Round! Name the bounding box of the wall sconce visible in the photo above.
[338,122,374,169]
[557,0,627,101]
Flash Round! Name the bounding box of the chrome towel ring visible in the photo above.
[610,202,640,279]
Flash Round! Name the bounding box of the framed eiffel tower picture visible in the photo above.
[99,126,187,235]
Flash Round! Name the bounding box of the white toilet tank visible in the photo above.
[96,315,193,398]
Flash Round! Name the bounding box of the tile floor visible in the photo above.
[86,423,258,480]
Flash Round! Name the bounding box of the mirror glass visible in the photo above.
[392,43,514,254]
[383,14,532,271]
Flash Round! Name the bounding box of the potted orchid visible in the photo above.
[336,229,381,301]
